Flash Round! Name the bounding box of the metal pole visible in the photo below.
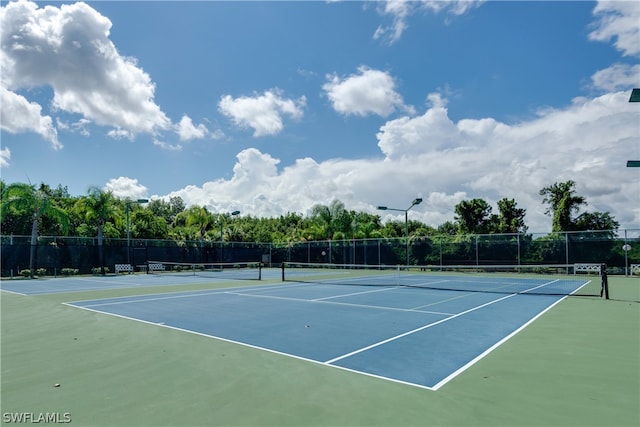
[377,198,422,267]
[405,210,409,266]
[219,221,223,262]
[624,229,628,276]
[126,202,130,264]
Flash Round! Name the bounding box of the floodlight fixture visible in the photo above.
[629,89,640,167]
[376,198,423,265]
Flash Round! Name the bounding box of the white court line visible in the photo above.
[324,292,518,364]
[65,276,575,391]
[225,290,455,316]
[431,293,569,390]
[410,291,476,310]
[0,288,27,296]
[68,281,326,307]
[313,286,398,301]
[65,302,440,391]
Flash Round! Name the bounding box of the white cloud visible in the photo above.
[0,86,60,149]
[163,90,639,232]
[373,0,411,44]
[153,139,182,151]
[589,0,640,57]
[323,66,409,117]
[57,118,92,136]
[0,0,171,140]
[218,90,306,137]
[104,177,148,200]
[0,146,11,167]
[591,63,640,92]
[373,0,485,44]
[176,115,209,141]
[107,128,134,141]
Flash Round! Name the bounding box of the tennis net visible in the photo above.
[281,262,606,297]
[146,261,262,280]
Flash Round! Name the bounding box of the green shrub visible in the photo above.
[20,269,31,277]
[91,266,110,274]
[36,268,47,276]
[61,268,79,276]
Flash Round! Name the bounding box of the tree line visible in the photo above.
[1,179,620,245]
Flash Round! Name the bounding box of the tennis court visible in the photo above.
[1,265,638,426]
[0,261,270,295]
[63,264,599,390]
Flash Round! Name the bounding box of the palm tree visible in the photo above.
[82,187,116,275]
[0,183,69,277]
[181,206,215,260]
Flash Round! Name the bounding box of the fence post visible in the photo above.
[565,232,569,268]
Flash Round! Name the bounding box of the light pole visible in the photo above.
[377,198,423,266]
[219,210,240,262]
[126,198,148,264]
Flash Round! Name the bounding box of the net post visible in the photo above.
[600,263,609,300]
[281,263,285,281]
[258,262,262,281]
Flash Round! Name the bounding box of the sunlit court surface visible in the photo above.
[1,265,607,390]
[1,267,639,426]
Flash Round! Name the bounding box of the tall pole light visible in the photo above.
[628,88,639,168]
[377,198,423,266]
[126,198,149,264]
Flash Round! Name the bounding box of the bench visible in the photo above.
[573,263,602,275]
[147,263,165,273]
[631,264,640,276]
[115,264,133,274]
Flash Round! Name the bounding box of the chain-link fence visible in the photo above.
[2,229,639,277]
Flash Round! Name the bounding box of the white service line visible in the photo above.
[324,292,517,364]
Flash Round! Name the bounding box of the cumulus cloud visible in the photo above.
[176,115,210,141]
[323,66,410,117]
[591,63,640,92]
[218,90,306,137]
[163,90,639,231]
[0,0,171,141]
[0,86,60,149]
[589,0,640,57]
[104,177,148,200]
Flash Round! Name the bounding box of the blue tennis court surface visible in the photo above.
[0,268,279,295]
[65,275,579,390]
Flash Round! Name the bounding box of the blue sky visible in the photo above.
[1,0,639,231]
